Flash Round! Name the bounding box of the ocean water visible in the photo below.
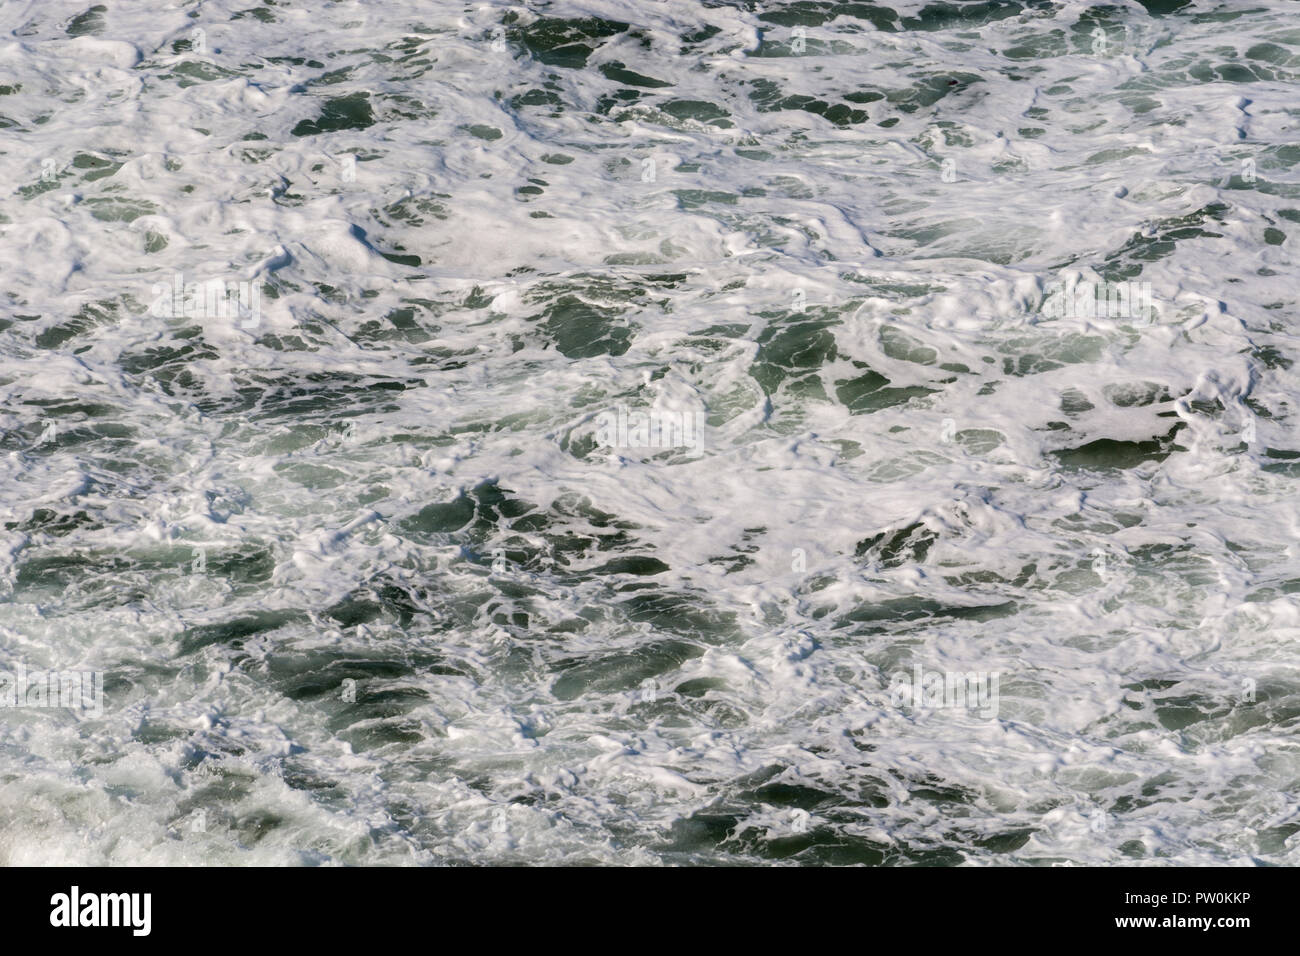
[0,0,1298,866]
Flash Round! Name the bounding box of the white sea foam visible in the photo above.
[0,0,1298,865]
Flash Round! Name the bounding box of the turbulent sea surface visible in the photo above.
[1,0,1299,865]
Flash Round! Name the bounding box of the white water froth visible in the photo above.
[0,0,1298,865]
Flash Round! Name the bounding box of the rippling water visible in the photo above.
[1,0,1298,865]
